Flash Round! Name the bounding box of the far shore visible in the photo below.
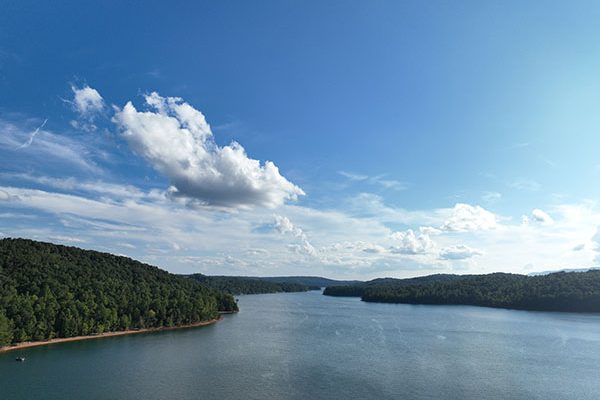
[0,316,225,354]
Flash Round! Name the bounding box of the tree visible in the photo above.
[0,311,13,346]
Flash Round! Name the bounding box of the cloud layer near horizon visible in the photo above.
[1,178,599,277]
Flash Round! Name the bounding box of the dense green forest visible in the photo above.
[186,275,359,294]
[186,274,319,295]
[260,276,362,288]
[0,238,238,346]
[323,274,463,297]
[355,271,600,312]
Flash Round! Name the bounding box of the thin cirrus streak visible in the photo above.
[16,118,47,149]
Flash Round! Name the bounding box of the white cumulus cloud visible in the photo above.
[113,92,304,209]
[72,85,104,116]
[70,85,105,131]
[273,215,316,256]
[389,229,434,255]
[439,245,483,260]
[441,203,497,232]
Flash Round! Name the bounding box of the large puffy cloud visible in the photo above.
[113,92,304,209]
[441,203,497,232]
[389,229,434,255]
[439,245,483,260]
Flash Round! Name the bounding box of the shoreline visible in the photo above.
[0,316,224,354]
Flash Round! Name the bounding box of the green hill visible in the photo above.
[323,274,462,297]
[260,276,361,288]
[0,238,237,346]
[351,271,600,312]
[185,275,360,295]
[186,274,318,295]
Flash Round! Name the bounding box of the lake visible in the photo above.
[2,290,600,399]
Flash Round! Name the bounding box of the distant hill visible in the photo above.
[260,276,362,288]
[353,271,600,313]
[0,238,237,346]
[184,275,361,295]
[186,274,318,295]
[528,267,600,276]
[323,274,462,297]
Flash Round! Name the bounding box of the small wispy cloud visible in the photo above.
[482,191,501,203]
[509,177,541,192]
[538,155,557,168]
[531,209,554,225]
[48,235,87,244]
[338,171,406,190]
[339,171,369,181]
[439,245,483,260]
[16,119,47,149]
[572,243,585,251]
[116,242,137,249]
[0,118,101,173]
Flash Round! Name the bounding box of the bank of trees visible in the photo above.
[0,238,237,346]
[358,272,600,312]
[323,274,463,297]
[187,274,315,295]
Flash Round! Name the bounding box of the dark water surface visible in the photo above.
[2,291,600,399]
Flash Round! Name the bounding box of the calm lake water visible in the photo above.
[2,290,600,399]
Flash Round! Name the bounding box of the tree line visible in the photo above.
[323,274,462,297]
[186,274,318,295]
[325,271,600,312]
[0,238,238,346]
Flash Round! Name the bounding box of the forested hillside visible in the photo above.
[186,275,360,294]
[360,271,600,312]
[187,274,318,295]
[0,238,237,346]
[260,276,362,288]
[323,274,463,297]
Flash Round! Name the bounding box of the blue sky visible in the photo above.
[1,1,600,278]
